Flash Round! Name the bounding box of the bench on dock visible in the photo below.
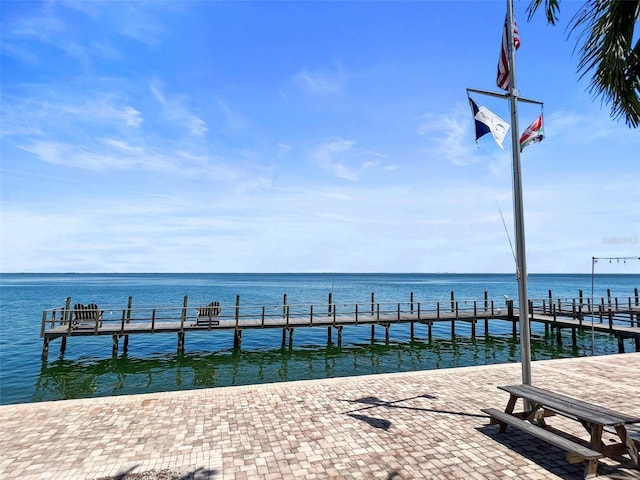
[196,302,221,327]
[482,407,602,478]
[72,303,103,328]
[483,384,640,479]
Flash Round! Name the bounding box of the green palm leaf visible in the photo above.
[528,0,640,127]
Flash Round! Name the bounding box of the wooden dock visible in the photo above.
[40,289,640,359]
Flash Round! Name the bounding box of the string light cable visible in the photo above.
[590,256,640,355]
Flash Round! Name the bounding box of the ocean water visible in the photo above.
[0,273,638,405]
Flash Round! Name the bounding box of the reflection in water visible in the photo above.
[32,329,619,403]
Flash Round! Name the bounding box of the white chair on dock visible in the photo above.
[72,303,103,328]
[196,302,221,327]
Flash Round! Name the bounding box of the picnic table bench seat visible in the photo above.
[482,408,602,478]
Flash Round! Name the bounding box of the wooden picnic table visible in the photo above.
[483,384,640,479]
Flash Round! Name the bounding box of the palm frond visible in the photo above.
[526,0,561,25]
[571,0,640,127]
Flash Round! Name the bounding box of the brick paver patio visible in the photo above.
[1,353,639,480]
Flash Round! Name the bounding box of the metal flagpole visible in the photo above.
[505,0,532,386]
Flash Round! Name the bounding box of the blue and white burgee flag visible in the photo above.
[468,97,510,149]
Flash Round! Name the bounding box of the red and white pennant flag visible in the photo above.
[497,18,520,91]
[520,115,544,152]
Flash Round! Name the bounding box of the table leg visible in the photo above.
[589,423,604,452]
[504,394,517,414]
[614,425,640,468]
[500,394,518,433]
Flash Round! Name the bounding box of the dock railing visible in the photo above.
[41,293,638,337]
[41,296,511,336]
[531,295,639,329]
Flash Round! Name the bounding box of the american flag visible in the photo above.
[497,18,520,91]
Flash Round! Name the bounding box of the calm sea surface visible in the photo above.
[0,273,638,405]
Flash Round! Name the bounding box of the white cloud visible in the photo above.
[293,66,345,95]
[150,84,208,137]
[118,4,166,47]
[216,98,246,132]
[417,106,480,167]
[309,138,383,181]
[277,143,292,156]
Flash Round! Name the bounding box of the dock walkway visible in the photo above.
[1,353,639,479]
[39,292,640,358]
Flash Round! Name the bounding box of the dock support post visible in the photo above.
[124,296,132,354]
[450,291,454,312]
[60,336,67,354]
[180,295,188,331]
[112,335,119,357]
[282,329,287,348]
[385,324,390,344]
[618,336,625,353]
[42,338,49,361]
[337,326,343,347]
[328,327,332,344]
[544,323,549,336]
[556,327,562,345]
[371,292,375,316]
[65,296,73,334]
[233,330,242,349]
[283,293,287,318]
[471,318,476,339]
[177,333,184,354]
[484,318,489,335]
[452,301,457,338]
[235,295,240,328]
[484,291,488,311]
[328,292,332,316]
[571,328,577,347]
[428,321,433,342]
[410,292,414,314]
[287,328,294,348]
[370,324,375,342]
[410,322,414,340]
[512,317,517,339]
[635,338,640,352]
[579,289,583,307]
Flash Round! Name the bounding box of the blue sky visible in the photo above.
[1,1,638,274]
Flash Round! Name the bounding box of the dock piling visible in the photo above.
[42,338,49,360]
[177,332,185,354]
[371,292,374,316]
[410,292,414,314]
[233,330,242,349]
